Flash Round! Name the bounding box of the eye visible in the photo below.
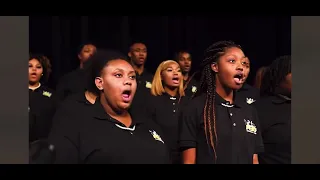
[115,73,122,78]
[228,59,235,63]
[167,69,173,72]
[130,75,136,80]
[242,62,250,67]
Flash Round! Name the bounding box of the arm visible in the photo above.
[47,103,81,164]
[178,103,198,164]
[182,148,196,164]
[252,107,265,164]
[253,154,259,164]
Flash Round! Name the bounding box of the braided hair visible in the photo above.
[260,55,291,96]
[196,40,242,160]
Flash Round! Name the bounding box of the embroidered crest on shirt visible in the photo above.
[149,130,164,143]
[244,119,257,135]
[191,86,197,93]
[42,91,52,98]
[145,81,152,89]
[246,98,256,104]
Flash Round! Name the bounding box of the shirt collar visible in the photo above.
[215,91,245,108]
[29,83,41,91]
[272,94,291,104]
[92,98,144,126]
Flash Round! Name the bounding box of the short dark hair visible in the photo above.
[129,41,147,51]
[77,42,96,55]
[86,49,129,95]
[174,50,192,62]
[260,55,291,96]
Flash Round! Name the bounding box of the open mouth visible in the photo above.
[172,77,180,84]
[234,73,245,85]
[30,72,37,77]
[122,90,132,102]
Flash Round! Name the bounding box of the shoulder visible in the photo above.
[144,70,154,79]
[58,69,81,83]
[60,91,92,110]
[182,94,206,113]
[255,95,276,110]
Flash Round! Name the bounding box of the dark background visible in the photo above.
[29,16,291,89]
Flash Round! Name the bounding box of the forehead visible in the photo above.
[223,47,245,58]
[82,44,96,50]
[105,59,134,71]
[131,43,146,50]
[180,52,191,58]
[163,62,180,69]
[29,58,40,64]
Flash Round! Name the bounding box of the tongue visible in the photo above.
[122,94,129,98]
[173,80,179,84]
[234,78,242,84]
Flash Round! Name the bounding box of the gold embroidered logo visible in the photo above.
[42,91,52,98]
[191,86,197,93]
[244,119,257,135]
[246,98,256,104]
[145,81,152,89]
[149,130,164,143]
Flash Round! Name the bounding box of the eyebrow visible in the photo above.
[128,70,136,74]
[226,55,248,60]
[114,68,136,74]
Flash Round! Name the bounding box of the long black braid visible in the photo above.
[260,55,291,96]
[195,40,242,160]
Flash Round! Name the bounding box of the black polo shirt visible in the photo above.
[237,83,260,106]
[29,85,58,142]
[130,69,154,117]
[55,68,88,101]
[184,77,199,99]
[179,92,264,164]
[255,94,291,164]
[146,93,189,163]
[49,96,170,164]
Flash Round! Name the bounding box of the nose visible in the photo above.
[236,61,244,71]
[124,78,132,86]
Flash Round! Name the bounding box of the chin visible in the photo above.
[119,103,131,110]
[233,84,244,90]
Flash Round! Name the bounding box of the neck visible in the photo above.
[85,91,97,104]
[183,72,189,81]
[29,82,41,90]
[132,63,144,75]
[215,79,234,103]
[100,95,132,127]
[164,86,178,97]
[79,62,84,69]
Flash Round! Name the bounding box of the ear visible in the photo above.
[128,52,132,58]
[95,77,104,90]
[78,54,82,60]
[211,62,219,73]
